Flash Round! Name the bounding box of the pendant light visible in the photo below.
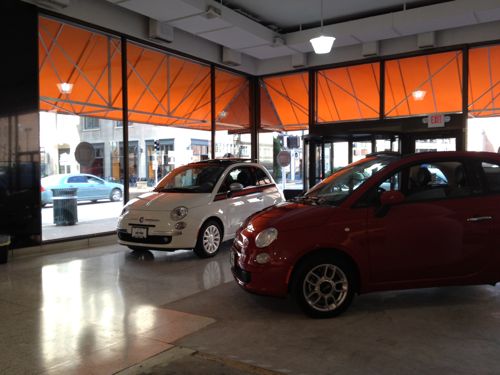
[310,0,335,54]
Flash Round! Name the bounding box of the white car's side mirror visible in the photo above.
[229,182,244,192]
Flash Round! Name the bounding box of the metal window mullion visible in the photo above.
[211,66,215,159]
[425,56,439,113]
[121,36,129,203]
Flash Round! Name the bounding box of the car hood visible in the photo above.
[250,201,334,232]
[126,191,211,211]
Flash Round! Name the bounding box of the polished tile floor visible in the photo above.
[0,243,233,374]
[3,242,500,375]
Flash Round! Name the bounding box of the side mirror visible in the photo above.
[227,182,244,197]
[376,190,404,218]
[379,190,405,206]
[229,182,244,192]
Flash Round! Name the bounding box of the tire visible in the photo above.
[110,188,122,202]
[292,253,355,318]
[194,220,222,258]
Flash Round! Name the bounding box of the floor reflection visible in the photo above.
[30,244,232,373]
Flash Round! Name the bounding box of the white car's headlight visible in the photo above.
[121,206,130,216]
[170,206,188,221]
[255,228,278,248]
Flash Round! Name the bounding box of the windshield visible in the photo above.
[154,164,226,193]
[302,154,399,205]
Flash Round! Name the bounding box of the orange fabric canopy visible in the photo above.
[39,17,500,135]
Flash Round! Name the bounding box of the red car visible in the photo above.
[231,151,500,318]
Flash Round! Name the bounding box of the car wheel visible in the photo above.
[293,254,355,318]
[194,220,222,258]
[110,188,122,202]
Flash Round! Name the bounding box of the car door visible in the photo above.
[364,158,492,285]
[86,176,108,200]
[252,166,283,208]
[473,159,500,275]
[67,175,91,200]
[214,166,263,236]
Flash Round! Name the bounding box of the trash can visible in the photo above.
[0,234,10,264]
[52,188,78,225]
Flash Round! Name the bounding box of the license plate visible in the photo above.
[230,250,235,267]
[131,226,148,239]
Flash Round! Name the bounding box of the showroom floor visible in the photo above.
[2,241,500,375]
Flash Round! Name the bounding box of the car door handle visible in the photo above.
[467,216,493,222]
[256,194,264,200]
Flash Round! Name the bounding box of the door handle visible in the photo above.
[256,194,264,200]
[467,216,493,222]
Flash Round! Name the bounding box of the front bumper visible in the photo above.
[230,241,289,297]
[117,212,198,250]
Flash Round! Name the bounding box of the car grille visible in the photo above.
[117,230,172,245]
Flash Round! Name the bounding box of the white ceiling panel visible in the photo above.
[241,45,296,59]
[116,0,204,22]
[200,26,270,49]
[393,3,478,35]
[106,0,500,61]
[474,7,500,23]
[349,14,400,42]
[170,14,232,34]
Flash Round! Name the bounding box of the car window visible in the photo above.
[155,164,225,193]
[481,162,500,192]
[304,155,396,206]
[68,175,88,183]
[88,176,103,184]
[254,167,272,186]
[218,167,256,193]
[372,160,473,203]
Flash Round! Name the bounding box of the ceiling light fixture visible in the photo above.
[310,0,335,54]
[412,90,426,101]
[57,82,73,94]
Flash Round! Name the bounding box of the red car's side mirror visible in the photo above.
[380,190,405,206]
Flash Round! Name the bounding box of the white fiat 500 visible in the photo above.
[117,159,284,258]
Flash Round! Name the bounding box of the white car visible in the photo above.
[117,159,284,258]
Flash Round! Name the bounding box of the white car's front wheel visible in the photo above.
[194,220,222,258]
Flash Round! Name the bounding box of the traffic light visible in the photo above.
[153,140,160,151]
[286,136,299,149]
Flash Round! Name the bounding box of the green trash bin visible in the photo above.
[52,188,78,225]
[0,234,10,264]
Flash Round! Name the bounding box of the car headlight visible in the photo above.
[255,227,278,248]
[120,206,129,216]
[170,206,188,221]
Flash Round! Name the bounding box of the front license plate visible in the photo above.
[131,226,148,239]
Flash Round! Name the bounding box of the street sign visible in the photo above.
[277,150,291,167]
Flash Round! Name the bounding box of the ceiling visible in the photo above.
[106,0,500,61]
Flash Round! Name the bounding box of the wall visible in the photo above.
[0,0,41,248]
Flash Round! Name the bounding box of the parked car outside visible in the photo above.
[231,151,500,318]
[117,159,284,258]
[41,173,123,206]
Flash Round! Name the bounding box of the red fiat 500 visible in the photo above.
[231,151,500,318]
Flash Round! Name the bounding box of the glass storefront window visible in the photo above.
[39,17,123,241]
[467,45,500,152]
[259,73,309,190]
[214,69,251,158]
[317,62,380,123]
[126,43,212,197]
[385,51,463,118]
